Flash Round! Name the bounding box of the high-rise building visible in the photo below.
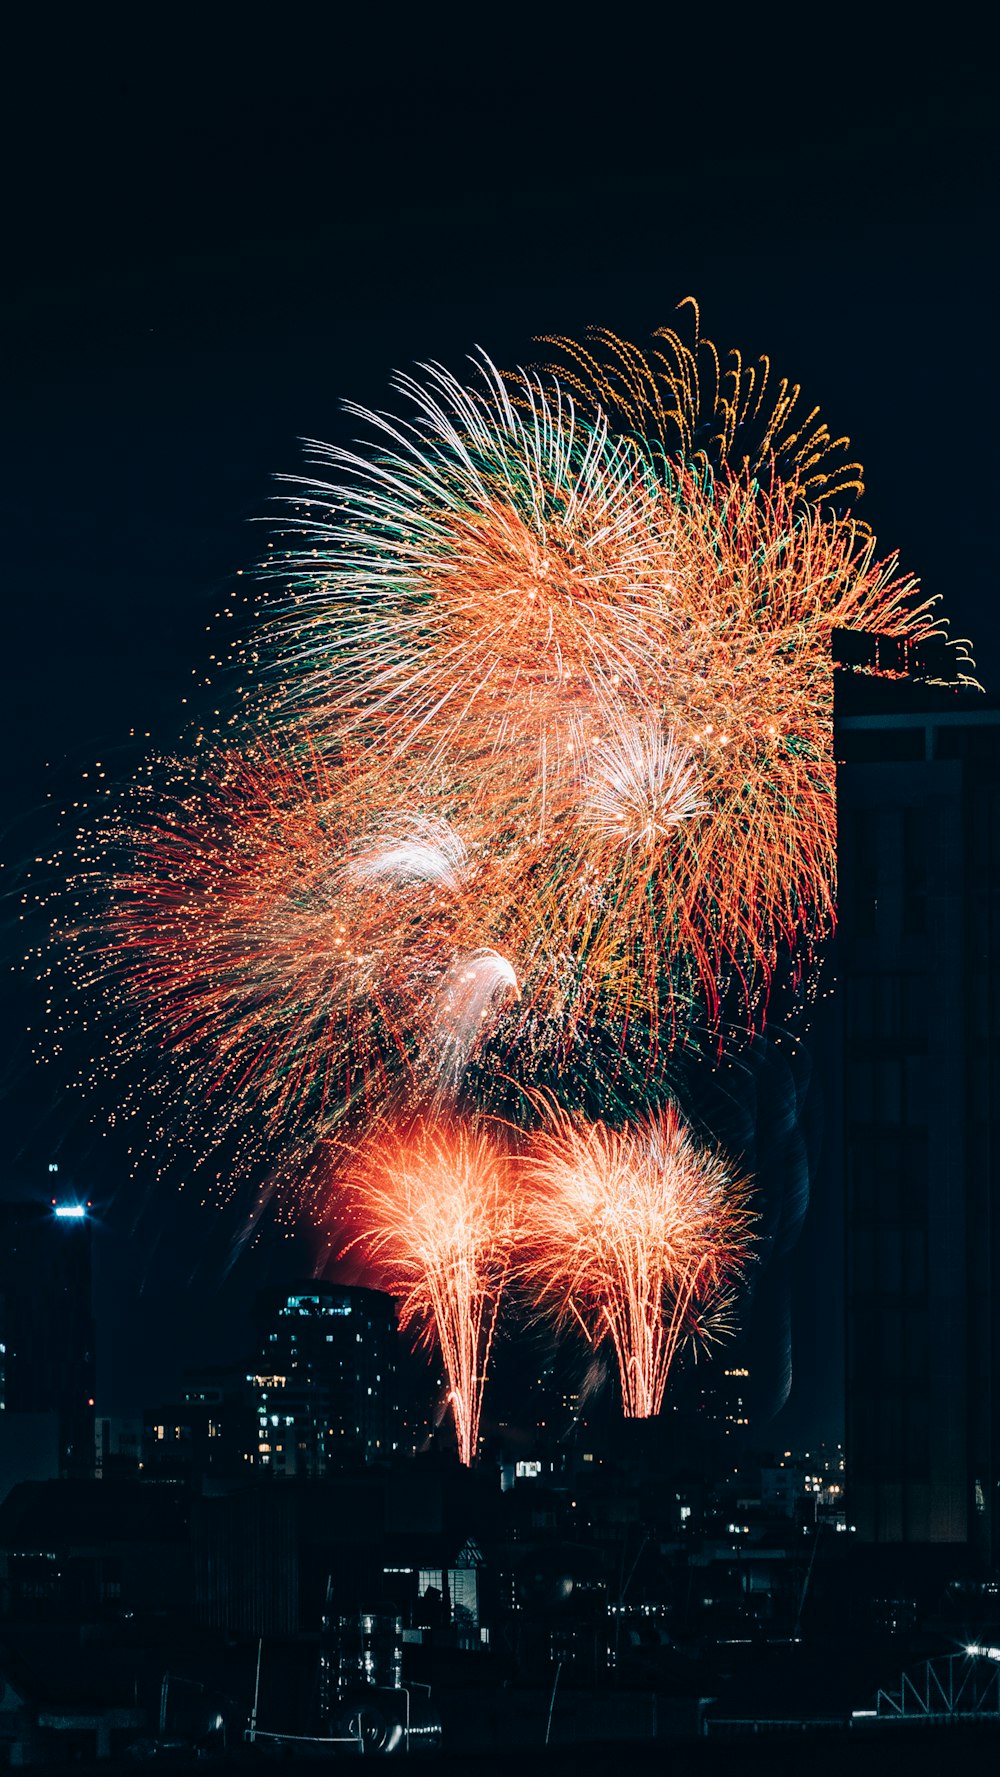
[0,1194,96,1480]
[251,1282,399,1474]
[835,637,1000,1553]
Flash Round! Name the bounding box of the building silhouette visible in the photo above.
[251,1282,400,1474]
[835,637,1000,1553]
[141,1367,253,1482]
[0,1196,95,1480]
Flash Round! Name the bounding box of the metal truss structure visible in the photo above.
[875,1653,1000,1720]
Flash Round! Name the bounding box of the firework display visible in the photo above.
[248,346,967,1055]
[338,1119,516,1464]
[87,347,966,1119]
[518,1104,755,1419]
[52,307,976,1450]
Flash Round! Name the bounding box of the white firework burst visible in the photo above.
[426,948,520,1087]
[586,721,705,849]
[345,813,468,893]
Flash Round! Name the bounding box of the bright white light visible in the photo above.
[54,1205,86,1220]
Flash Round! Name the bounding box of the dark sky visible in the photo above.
[2,17,997,1442]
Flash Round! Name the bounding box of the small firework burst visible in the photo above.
[335,1117,517,1464]
[585,719,706,849]
[518,1103,756,1419]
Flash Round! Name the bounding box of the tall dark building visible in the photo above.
[0,1196,96,1479]
[251,1282,400,1474]
[836,638,1000,1553]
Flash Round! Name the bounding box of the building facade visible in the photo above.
[142,1368,254,1481]
[836,645,1000,1553]
[0,1197,95,1480]
[251,1282,400,1474]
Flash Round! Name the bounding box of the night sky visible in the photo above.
[3,18,996,1446]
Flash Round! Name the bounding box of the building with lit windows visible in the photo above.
[0,1193,95,1481]
[251,1282,399,1474]
[696,1362,752,1442]
[835,635,1000,1553]
[141,1368,253,1481]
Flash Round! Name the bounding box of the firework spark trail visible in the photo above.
[338,1119,516,1464]
[427,948,520,1089]
[344,813,468,893]
[518,1104,756,1418]
[538,298,867,504]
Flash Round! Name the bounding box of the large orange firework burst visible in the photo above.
[518,1104,756,1419]
[336,1119,517,1464]
[246,337,971,1059]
